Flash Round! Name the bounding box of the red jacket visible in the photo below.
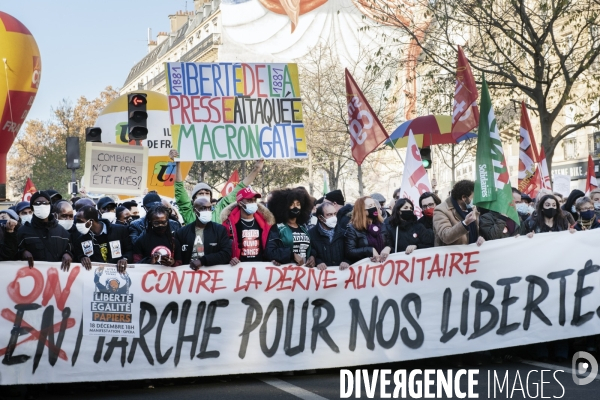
[220,203,275,259]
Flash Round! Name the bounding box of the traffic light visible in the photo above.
[128,93,148,141]
[421,147,432,169]
[85,127,102,142]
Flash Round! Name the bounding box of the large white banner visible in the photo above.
[1,230,599,385]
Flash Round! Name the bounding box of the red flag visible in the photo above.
[518,102,542,197]
[221,170,240,197]
[345,69,389,166]
[22,177,36,202]
[538,148,552,190]
[586,155,598,194]
[451,46,480,140]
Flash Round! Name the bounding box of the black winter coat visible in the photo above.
[174,221,232,266]
[0,226,18,261]
[385,221,434,253]
[337,204,353,231]
[17,215,72,262]
[344,223,387,263]
[308,224,348,267]
[478,211,519,241]
[72,220,133,263]
[129,217,181,245]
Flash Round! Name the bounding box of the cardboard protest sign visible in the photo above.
[1,230,599,385]
[83,142,148,196]
[167,62,307,162]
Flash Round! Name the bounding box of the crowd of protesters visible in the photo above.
[0,153,598,364]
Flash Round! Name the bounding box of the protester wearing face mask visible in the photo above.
[0,208,18,261]
[128,193,181,245]
[308,202,350,270]
[97,197,118,224]
[573,197,600,231]
[512,188,530,222]
[121,200,141,221]
[417,191,441,230]
[386,198,434,255]
[53,200,76,234]
[15,201,33,225]
[169,150,265,225]
[72,206,132,272]
[345,196,391,264]
[221,187,274,266]
[433,180,485,247]
[17,191,73,271]
[115,206,132,226]
[265,188,315,267]
[133,204,182,266]
[561,189,584,222]
[175,197,231,270]
[589,188,600,219]
[523,194,576,236]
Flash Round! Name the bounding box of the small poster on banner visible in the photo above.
[83,266,139,337]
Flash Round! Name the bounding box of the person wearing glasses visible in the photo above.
[573,197,600,230]
[175,196,232,269]
[72,206,132,273]
[133,204,182,267]
[129,192,181,245]
[417,192,441,231]
[17,191,73,270]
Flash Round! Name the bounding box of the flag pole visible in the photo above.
[391,144,406,165]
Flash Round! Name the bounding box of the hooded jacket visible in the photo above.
[220,202,275,260]
[17,214,72,262]
[72,219,133,263]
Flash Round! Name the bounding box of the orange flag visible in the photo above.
[22,177,36,202]
[345,69,389,166]
[451,46,480,140]
[221,170,240,197]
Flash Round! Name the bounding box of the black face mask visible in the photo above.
[289,207,301,217]
[131,215,140,221]
[366,207,378,219]
[152,225,168,235]
[401,210,416,221]
[542,208,557,219]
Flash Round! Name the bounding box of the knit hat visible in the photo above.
[0,209,19,221]
[325,189,345,205]
[191,182,212,199]
[142,192,162,208]
[30,191,51,206]
[370,193,386,204]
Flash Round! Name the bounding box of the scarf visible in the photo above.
[366,222,385,253]
[318,222,335,242]
[450,197,478,244]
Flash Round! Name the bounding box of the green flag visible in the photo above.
[474,76,520,225]
[323,173,329,195]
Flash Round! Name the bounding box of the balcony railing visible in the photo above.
[181,33,221,62]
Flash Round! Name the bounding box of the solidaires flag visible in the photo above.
[474,77,520,226]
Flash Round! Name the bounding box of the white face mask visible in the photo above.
[243,203,258,214]
[58,219,73,231]
[571,205,577,213]
[197,195,211,202]
[102,212,116,224]
[197,210,212,224]
[516,203,529,214]
[595,202,600,210]
[324,216,337,229]
[21,214,33,224]
[33,204,51,219]
[76,221,92,235]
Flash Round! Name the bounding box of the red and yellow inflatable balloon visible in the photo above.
[0,12,41,199]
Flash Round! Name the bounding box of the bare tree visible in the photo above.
[358,0,600,172]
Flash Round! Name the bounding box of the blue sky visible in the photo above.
[1,1,186,122]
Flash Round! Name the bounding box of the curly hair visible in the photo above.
[388,198,415,228]
[267,187,313,225]
[451,180,475,201]
[351,196,384,231]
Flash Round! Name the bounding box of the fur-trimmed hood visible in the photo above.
[220,202,276,226]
